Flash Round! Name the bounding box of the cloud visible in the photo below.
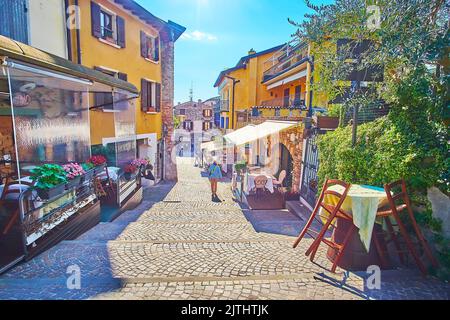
[181,30,218,42]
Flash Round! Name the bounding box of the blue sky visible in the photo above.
[135,0,332,103]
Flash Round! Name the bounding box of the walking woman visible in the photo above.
[208,160,223,201]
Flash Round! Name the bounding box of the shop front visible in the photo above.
[0,36,139,273]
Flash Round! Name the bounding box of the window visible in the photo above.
[100,10,113,39]
[93,67,127,110]
[141,31,160,62]
[275,108,281,117]
[141,79,161,113]
[183,120,193,131]
[203,122,212,131]
[179,109,186,115]
[91,2,126,48]
[203,109,212,117]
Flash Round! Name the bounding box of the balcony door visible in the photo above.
[294,85,302,108]
[283,89,290,108]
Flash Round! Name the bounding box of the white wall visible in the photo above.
[29,0,68,58]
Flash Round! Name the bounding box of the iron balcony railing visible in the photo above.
[260,95,307,109]
[263,42,309,81]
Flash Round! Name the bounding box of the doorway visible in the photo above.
[278,143,293,189]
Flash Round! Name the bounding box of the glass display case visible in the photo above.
[0,59,138,273]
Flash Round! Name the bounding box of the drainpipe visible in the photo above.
[64,0,72,62]
[224,75,240,129]
[75,0,82,64]
[307,56,315,118]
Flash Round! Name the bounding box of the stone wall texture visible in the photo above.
[160,34,177,181]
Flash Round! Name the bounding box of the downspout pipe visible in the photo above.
[64,0,72,62]
[75,0,82,64]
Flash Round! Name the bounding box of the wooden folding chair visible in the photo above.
[254,175,268,197]
[1,180,33,235]
[372,179,439,276]
[293,179,353,273]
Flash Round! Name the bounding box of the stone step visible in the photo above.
[286,201,311,221]
[114,222,295,243]
[105,239,337,281]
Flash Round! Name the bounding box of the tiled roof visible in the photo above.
[213,44,285,88]
[114,0,186,41]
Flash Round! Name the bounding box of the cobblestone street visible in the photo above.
[0,158,449,300]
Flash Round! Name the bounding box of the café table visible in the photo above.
[320,184,389,252]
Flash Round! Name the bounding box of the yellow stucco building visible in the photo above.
[67,0,184,179]
[214,41,329,130]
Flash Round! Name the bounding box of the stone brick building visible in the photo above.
[174,99,218,158]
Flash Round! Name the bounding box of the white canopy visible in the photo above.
[224,120,299,146]
[201,140,224,152]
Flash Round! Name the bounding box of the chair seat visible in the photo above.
[376,204,407,217]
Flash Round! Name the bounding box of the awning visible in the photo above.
[0,35,138,94]
[266,69,307,90]
[224,120,299,146]
[201,139,224,152]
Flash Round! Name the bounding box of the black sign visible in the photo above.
[336,39,384,82]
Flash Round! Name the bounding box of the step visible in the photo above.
[114,222,294,243]
[105,239,335,281]
[286,201,311,221]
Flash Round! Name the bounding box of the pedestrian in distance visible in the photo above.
[208,159,223,201]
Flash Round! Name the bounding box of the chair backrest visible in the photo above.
[384,179,410,209]
[315,179,352,216]
[278,170,287,184]
[0,181,33,201]
[254,175,268,189]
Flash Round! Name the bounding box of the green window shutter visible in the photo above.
[116,16,126,48]
[91,1,101,38]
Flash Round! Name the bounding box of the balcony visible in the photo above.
[262,42,309,82]
[260,95,307,109]
[220,100,230,112]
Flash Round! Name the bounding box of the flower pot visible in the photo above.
[37,183,66,200]
[65,176,82,190]
[94,163,106,175]
[82,169,95,183]
[124,172,132,181]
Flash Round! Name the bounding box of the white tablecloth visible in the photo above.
[247,173,275,194]
[321,184,389,251]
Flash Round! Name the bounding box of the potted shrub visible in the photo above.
[81,162,95,182]
[87,155,107,174]
[131,158,149,174]
[63,163,86,190]
[124,164,137,181]
[234,161,248,181]
[30,164,68,200]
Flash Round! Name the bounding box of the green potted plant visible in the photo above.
[234,161,247,181]
[30,164,68,200]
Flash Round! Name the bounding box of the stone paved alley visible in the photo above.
[0,158,448,300]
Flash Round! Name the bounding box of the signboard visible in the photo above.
[336,39,384,82]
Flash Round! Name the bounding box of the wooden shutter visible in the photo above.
[118,72,128,82]
[141,79,148,112]
[155,83,161,112]
[154,37,160,61]
[116,16,126,48]
[91,1,102,38]
[140,31,147,58]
